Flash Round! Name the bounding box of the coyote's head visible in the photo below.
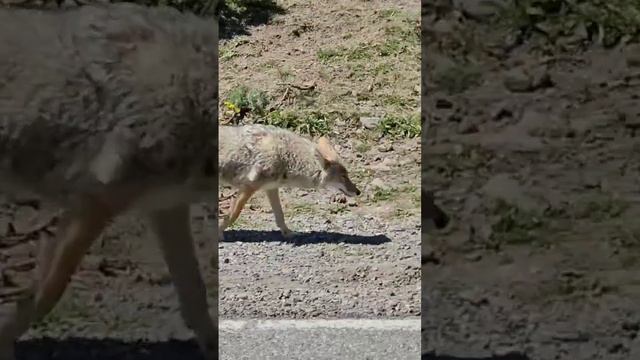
[315,137,361,197]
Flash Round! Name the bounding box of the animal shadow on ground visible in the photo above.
[16,338,203,360]
[222,230,391,246]
[218,0,286,39]
[422,353,530,360]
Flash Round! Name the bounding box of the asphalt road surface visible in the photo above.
[220,319,420,360]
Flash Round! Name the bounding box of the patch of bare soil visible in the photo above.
[422,1,640,359]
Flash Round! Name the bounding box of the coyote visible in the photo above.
[0,4,219,360]
[218,124,361,239]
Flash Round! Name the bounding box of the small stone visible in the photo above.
[465,252,482,262]
[504,69,534,92]
[359,116,381,129]
[625,44,640,67]
[378,144,394,152]
[370,178,388,189]
[453,0,502,19]
[491,101,514,120]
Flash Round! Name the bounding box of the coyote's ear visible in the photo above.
[317,137,338,162]
[315,147,331,170]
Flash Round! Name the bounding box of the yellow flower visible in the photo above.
[223,100,240,113]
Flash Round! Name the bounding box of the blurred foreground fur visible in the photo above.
[0,3,219,359]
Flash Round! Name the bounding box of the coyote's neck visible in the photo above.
[280,144,323,189]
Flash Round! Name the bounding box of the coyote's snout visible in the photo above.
[0,4,219,360]
[218,124,360,239]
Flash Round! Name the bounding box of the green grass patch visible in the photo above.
[255,110,332,136]
[354,140,373,153]
[289,203,316,216]
[489,200,545,246]
[223,85,270,117]
[377,114,421,138]
[489,0,640,47]
[572,196,628,222]
[221,0,284,16]
[318,16,418,63]
[371,187,395,202]
[317,45,374,63]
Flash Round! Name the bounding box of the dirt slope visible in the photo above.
[422,1,640,359]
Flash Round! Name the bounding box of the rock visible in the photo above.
[492,347,526,357]
[453,0,503,19]
[432,19,456,34]
[625,44,640,67]
[531,68,554,89]
[11,206,39,234]
[503,69,534,92]
[378,144,394,152]
[620,111,640,131]
[370,178,388,189]
[465,252,483,262]
[490,100,515,120]
[359,116,381,129]
[368,163,392,172]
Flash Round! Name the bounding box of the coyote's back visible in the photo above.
[0,3,218,208]
[218,124,321,188]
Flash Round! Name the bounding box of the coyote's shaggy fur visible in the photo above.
[218,124,361,239]
[0,3,219,359]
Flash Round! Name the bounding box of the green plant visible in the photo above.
[377,114,421,138]
[490,200,545,245]
[224,85,270,116]
[487,0,640,47]
[256,110,332,136]
[371,187,395,202]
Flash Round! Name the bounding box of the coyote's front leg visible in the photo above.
[0,201,110,360]
[265,189,297,238]
[148,205,218,360]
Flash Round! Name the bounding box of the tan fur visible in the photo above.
[317,137,339,163]
[219,124,361,239]
[0,4,219,360]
